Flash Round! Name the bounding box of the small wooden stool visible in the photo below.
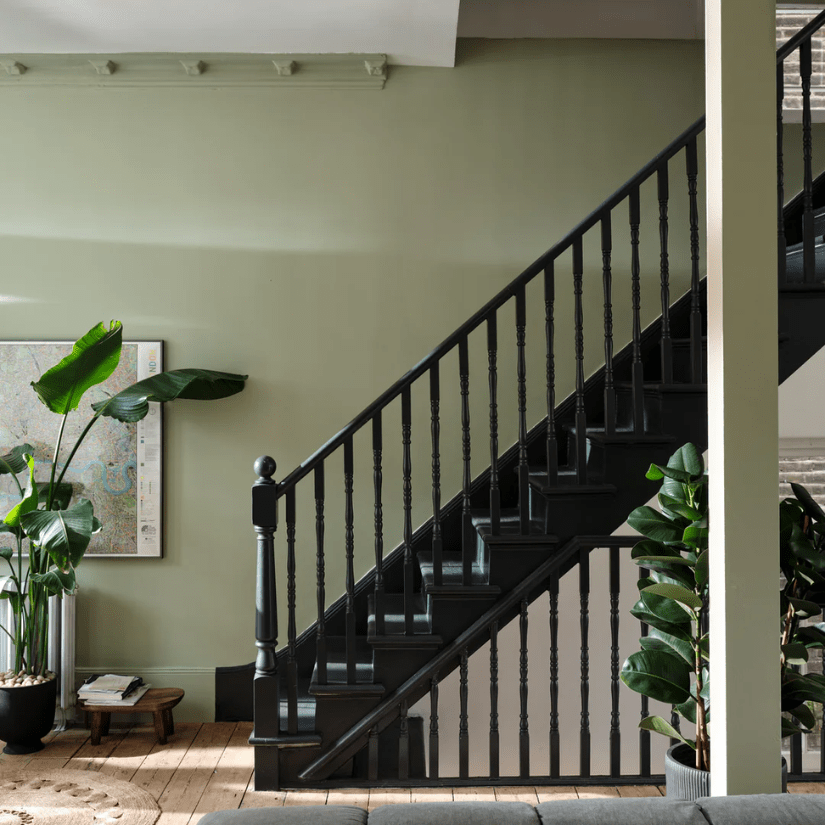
[79,687,184,746]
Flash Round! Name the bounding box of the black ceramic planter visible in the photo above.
[665,743,788,799]
[0,677,57,754]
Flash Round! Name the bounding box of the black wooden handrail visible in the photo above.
[276,114,706,496]
[777,8,825,63]
[299,534,637,781]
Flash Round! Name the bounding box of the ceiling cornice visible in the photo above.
[0,53,389,88]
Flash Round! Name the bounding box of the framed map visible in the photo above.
[0,340,163,558]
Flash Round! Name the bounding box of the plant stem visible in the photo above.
[54,414,100,492]
[46,413,70,511]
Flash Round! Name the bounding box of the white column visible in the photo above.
[706,0,781,796]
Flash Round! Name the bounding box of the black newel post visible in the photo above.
[251,455,280,789]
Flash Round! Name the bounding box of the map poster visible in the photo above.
[0,340,163,558]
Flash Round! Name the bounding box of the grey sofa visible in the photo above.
[200,793,825,825]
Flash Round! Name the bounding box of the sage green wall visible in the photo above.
[0,38,712,721]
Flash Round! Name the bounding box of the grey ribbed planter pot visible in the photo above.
[665,743,788,799]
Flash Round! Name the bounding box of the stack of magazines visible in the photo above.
[78,674,150,706]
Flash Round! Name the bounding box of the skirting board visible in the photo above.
[74,667,215,724]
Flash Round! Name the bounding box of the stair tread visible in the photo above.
[418,551,498,592]
[470,508,553,543]
[367,593,431,636]
[563,423,675,445]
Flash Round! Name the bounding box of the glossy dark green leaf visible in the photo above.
[782,642,809,665]
[782,672,825,709]
[630,602,694,638]
[31,567,76,596]
[789,597,823,618]
[787,703,816,730]
[0,547,12,561]
[675,698,697,725]
[631,539,676,560]
[0,444,35,476]
[634,555,692,567]
[621,650,691,705]
[643,626,695,666]
[640,565,696,590]
[694,549,709,591]
[639,715,696,749]
[92,368,247,422]
[791,482,825,524]
[37,482,73,511]
[781,716,805,737]
[643,582,702,612]
[639,590,694,625]
[31,321,122,414]
[681,522,709,550]
[658,494,702,522]
[797,624,825,648]
[628,506,683,544]
[20,498,99,570]
[668,443,704,479]
[2,454,38,528]
[647,464,693,484]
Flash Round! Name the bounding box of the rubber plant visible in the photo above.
[620,442,825,772]
[0,321,247,679]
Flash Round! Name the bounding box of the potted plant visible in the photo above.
[620,442,825,798]
[0,320,247,753]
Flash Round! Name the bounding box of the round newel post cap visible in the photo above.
[254,455,277,481]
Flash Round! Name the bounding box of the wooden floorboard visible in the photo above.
[0,724,821,820]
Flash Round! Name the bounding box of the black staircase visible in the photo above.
[218,10,825,789]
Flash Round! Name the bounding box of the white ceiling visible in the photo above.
[0,0,705,68]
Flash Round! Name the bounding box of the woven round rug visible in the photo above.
[0,769,160,825]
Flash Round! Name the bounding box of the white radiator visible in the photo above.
[0,582,76,730]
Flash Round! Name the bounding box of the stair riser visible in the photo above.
[563,430,606,476]
[672,339,708,384]
[373,648,439,694]
[614,387,663,433]
[313,695,383,750]
[427,595,499,644]
[487,546,554,592]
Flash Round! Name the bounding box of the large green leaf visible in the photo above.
[681,521,709,551]
[646,464,693,484]
[790,523,825,571]
[782,716,805,737]
[31,321,122,414]
[694,550,709,591]
[642,626,695,666]
[632,540,681,560]
[31,567,77,596]
[639,590,694,625]
[20,498,100,570]
[787,703,816,730]
[675,698,697,725]
[791,482,825,524]
[782,672,825,709]
[643,582,702,612]
[782,643,809,665]
[628,506,683,544]
[2,453,38,529]
[37,482,73,511]
[0,444,35,476]
[789,597,823,618]
[639,715,696,749]
[639,565,696,591]
[797,623,825,648]
[630,602,695,637]
[668,443,705,479]
[621,650,691,705]
[91,368,247,422]
[658,493,702,522]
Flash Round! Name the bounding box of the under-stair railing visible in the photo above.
[296,536,646,785]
